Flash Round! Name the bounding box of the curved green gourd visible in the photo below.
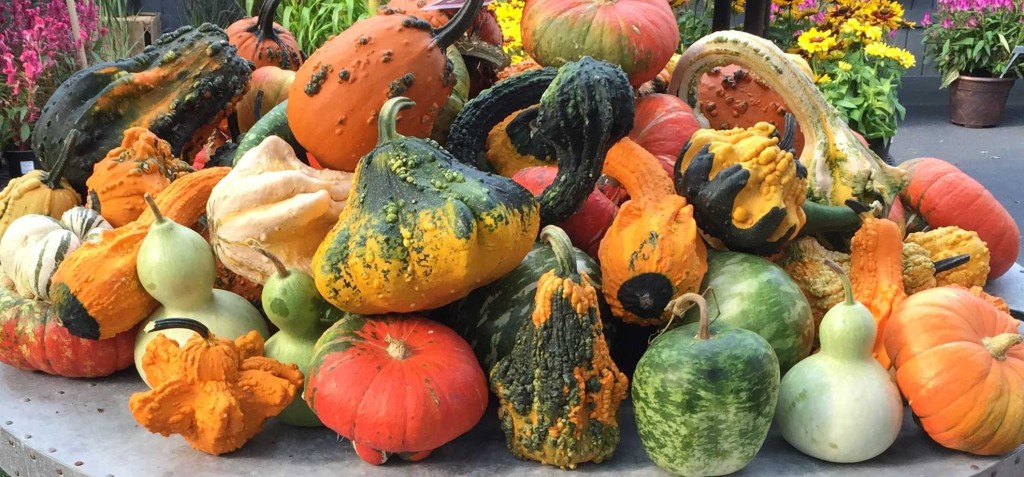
[775,261,903,463]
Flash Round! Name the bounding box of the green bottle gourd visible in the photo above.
[775,261,903,463]
[134,194,269,386]
[254,244,329,427]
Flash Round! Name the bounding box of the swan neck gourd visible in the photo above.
[818,260,875,360]
[138,194,216,307]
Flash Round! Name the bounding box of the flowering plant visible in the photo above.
[0,0,103,150]
[493,0,527,64]
[922,0,1024,87]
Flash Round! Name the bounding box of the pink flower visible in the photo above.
[921,11,932,26]
[942,17,954,28]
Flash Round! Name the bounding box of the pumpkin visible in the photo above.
[884,287,1024,455]
[628,94,701,177]
[521,0,679,87]
[85,128,193,227]
[226,0,303,70]
[512,166,617,258]
[899,157,1019,279]
[906,226,991,289]
[11,207,113,301]
[313,96,539,314]
[32,24,251,192]
[670,31,906,207]
[599,138,707,326]
[676,120,809,256]
[130,318,303,455]
[49,167,230,340]
[286,0,482,172]
[490,225,629,469]
[207,136,352,284]
[306,314,488,464]
[0,215,63,278]
[234,66,296,133]
[776,261,903,463]
[850,215,906,369]
[0,132,82,239]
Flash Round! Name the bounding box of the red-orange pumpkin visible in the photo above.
[226,0,303,70]
[884,287,1024,455]
[521,0,679,87]
[305,314,488,465]
[513,166,618,258]
[235,66,296,132]
[628,94,701,177]
[697,64,804,153]
[899,158,1019,279]
[287,0,483,172]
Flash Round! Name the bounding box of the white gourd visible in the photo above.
[14,229,82,300]
[0,215,63,278]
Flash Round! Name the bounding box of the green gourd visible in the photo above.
[775,261,903,463]
[254,244,330,427]
[134,194,269,386]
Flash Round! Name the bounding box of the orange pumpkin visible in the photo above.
[884,287,1024,455]
[698,64,804,154]
[226,0,303,70]
[234,66,296,133]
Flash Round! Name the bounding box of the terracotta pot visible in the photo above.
[948,75,1016,128]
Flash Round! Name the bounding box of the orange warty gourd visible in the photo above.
[884,287,1024,455]
[849,215,906,369]
[287,0,483,172]
[226,0,303,70]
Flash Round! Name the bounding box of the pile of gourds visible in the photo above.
[0,0,1020,472]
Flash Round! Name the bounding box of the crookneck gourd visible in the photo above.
[490,225,629,469]
[669,31,906,208]
[208,136,352,284]
[312,97,539,314]
[0,132,82,239]
[31,24,251,192]
[49,167,230,340]
[675,120,808,256]
[447,57,635,225]
[850,215,906,369]
[130,318,303,455]
[599,138,707,326]
[86,127,193,227]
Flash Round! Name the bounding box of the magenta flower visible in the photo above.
[921,11,933,26]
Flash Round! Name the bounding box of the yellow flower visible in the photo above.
[816,74,833,84]
[838,61,853,71]
[797,28,838,56]
[840,18,864,34]
[864,42,889,58]
[492,0,527,63]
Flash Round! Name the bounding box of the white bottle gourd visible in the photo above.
[775,261,903,463]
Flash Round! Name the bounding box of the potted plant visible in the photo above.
[922,0,1024,128]
[0,0,102,178]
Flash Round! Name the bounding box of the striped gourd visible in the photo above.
[15,229,82,301]
[0,215,64,279]
[62,207,111,240]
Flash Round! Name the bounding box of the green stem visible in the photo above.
[799,200,863,236]
[377,96,416,146]
[149,317,213,342]
[432,0,484,49]
[44,130,79,190]
[249,240,290,277]
[825,259,854,305]
[539,225,579,280]
[142,193,165,224]
[366,0,379,16]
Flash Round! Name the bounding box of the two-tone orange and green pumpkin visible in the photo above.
[32,24,251,192]
[312,97,539,314]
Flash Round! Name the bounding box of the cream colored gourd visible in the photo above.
[670,31,906,208]
[775,261,902,463]
[134,195,269,386]
[207,136,353,284]
[1,215,64,278]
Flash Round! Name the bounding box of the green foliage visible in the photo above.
[922,3,1024,88]
[675,0,713,48]
[183,0,246,28]
[92,0,143,62]
[277,0,370,54]
[816,49,907,140]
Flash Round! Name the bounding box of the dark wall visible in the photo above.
[133,0,187,32]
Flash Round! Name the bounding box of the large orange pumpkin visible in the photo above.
[628,94,701,177]
[287,0,483,172]
[884,287,1024,455]
[899,157,1020,279]
[226,0,303,70]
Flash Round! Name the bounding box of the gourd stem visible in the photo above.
[249,241,290,277]
[257,0,281,40]
[432,0,483,50]
[665,293,711,340]
[539,225,579,280]
[377,97,416,146]
[384,335,412,360]
[366,0,379,16]
[825,259,854,305]
[984,333,1023,361]
[149,318,213,342]
[933,254,970,273]
[253,90,265,124]
[227,111,242,142]
[778,113,797,153]
[45,130,79,189]
[142,193,165,223]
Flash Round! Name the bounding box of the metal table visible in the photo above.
[2,266,1023,477]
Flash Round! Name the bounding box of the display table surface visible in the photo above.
[2,266,1023,477]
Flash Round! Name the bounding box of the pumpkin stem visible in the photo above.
[933,254,971,273]
[539,225,579,280]
[142,193,166,223]
[377,96,416,145]
[983,333,1023,361]
[384,334,412,360]
[248,240,290,277]
[366,0,379,16]
[825,259,855,305]
[778,113,797,153]
[253,90,266,124]
[665,292,711,340]
[432,0,484,49]
[44,129,79,189]
[256,0,282,41]
[148,318,214,342]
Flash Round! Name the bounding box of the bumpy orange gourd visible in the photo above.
[598,138,707,326]
[226,0,303,70]
[850,216,906,369]
[130,318,303,455]
[86,128,192,227]
[884,287,1024,455]
[49,167,230,340]
[906,226,990,289]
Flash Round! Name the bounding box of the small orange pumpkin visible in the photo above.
[226,0,303,70]
[884,287,1024,455]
